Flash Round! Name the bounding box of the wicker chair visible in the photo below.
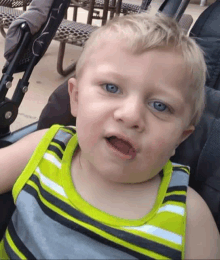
[0,0,31,9]
[71,0,151,24]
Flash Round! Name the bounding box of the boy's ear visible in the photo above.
[179,124,195,145]
[68,77,78,117]
[171,125,195,157]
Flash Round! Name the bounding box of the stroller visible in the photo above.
[0,0,220,250]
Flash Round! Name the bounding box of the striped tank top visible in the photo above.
[0,124,190,259]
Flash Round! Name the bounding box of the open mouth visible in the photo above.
[105,136,137,160]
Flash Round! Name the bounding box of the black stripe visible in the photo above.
[4,236,20,260]
[27,176,182,259]
[52,138,66,151]
[163,194,186,204]
[7,220,36,259]
[64,126,76,135]
[167,186,187,193]
[48,144,63,160]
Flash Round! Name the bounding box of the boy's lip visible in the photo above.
[105,133,139,153]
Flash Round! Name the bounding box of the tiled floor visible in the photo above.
[0,0,208,132]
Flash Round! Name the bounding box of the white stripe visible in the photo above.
[36,167,67,198]
[157,205,185,216]
[43,153,61,169]
[125,225,182,245]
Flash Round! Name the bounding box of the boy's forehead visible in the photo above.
[80,39,128,74]
[85,43,186,73]
[90,38,128,58]
[86,36,184,64]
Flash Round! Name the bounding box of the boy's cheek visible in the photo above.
[146,136,178,159]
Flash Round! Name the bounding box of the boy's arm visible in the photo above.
[0,128,48,194]
[185,186,220,259]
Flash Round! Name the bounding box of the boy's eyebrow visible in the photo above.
[98,70,128,81]
[94,65,129,80]
[156,89,186,106]
[156,81,190,104]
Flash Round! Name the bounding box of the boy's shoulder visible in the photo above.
[185,186,220,259]
[0,128,49,194]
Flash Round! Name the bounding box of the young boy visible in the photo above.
[0,13,219,259]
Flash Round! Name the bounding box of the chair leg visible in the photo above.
[23,0,27,11]
[57,41,77,77]
[200,0,207,6]
[73,6,78,21]
[110,0,116,19]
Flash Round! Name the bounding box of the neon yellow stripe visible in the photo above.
[149,212,183,234]
[153,160,173,210]
[166,190,187,196]
[0,239,9,259]
[5,229,26,259]
[50,141,64,154]
[37,160,60,184]
[12,124,62,202]
[173,166,190,175]
[182,198,187,260]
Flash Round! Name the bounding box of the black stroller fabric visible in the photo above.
[37,0,220,232]
[38,80,76,128]
[173,0,220,231]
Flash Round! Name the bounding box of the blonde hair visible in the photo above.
[76,13,207,126]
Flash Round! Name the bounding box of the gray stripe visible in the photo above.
[169,170,189,188]
[12,191,136,259]
[54,129,72,146]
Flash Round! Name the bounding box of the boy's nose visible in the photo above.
[113,97,145,132]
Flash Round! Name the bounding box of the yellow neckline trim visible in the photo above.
[61,134,173,227]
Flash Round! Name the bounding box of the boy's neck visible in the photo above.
[71,150,162,219]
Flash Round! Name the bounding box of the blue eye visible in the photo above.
[152,101,168,112]
[103,84,120,94]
